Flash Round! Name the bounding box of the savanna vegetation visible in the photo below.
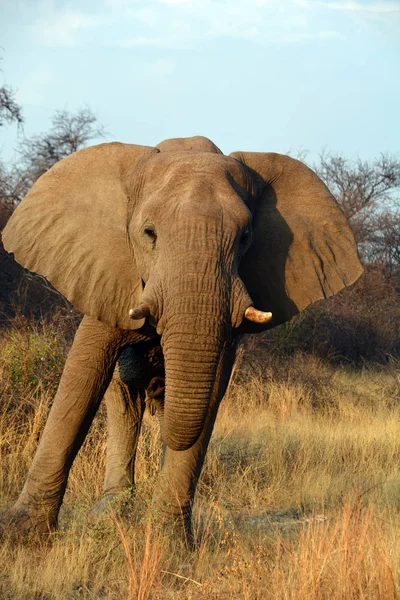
[0,313,399,599]
[1,76,400,599]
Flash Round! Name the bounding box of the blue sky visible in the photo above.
[1,0,399,162]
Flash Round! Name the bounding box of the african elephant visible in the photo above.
[1,136,362,544]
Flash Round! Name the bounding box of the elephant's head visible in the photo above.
[2,136,362,451]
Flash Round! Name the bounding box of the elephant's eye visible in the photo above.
[143,226,157,243]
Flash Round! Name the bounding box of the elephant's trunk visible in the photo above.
[158,248,231,451]
[161,320,225,451]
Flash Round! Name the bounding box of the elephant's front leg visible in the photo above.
[90,375,146,519]
[0,315,128,536]
[152,342,236,546]
[152,439,210,546]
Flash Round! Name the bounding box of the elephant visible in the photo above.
[1,135,362,545]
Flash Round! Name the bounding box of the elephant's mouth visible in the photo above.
[128,302,272,326]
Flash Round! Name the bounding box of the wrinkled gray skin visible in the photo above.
[0,136,362,545]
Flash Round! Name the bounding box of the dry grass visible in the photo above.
[1,317,400,599]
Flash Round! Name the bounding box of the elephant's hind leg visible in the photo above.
[90,339,164,522]
[90,373,145,519]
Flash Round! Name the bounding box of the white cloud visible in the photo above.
[104,0,143,6]
[322,1,400,12]
[160,0,195,3]
[32,6,104,46]
[28,0,400,49]
[318,0,400,35]
[293,0,400,9]
[115,0,324,48]
[120,36,181,48]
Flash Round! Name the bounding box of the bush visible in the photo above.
[0,310,79,413]
[250,267,400,365]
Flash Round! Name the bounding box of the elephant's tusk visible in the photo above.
[129,303,151,320]
[244,306,273,324]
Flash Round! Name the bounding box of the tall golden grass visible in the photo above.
[1,315,399,599]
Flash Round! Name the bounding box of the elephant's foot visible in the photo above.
[88,488,135,524]
[158,515,194,550]
[151,501,194,550]
[0,500,58,540]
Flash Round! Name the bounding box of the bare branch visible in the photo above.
[316,153,400,221]
[315,152,400,278]
[1,107,105,207]
[0,85,23,127]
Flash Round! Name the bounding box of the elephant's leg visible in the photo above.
[90,377,146,518]
[0,315,129,536]
[103,381,146,495]
[152,343,236,547]
[91,342,165,520]
[153,419,219,547]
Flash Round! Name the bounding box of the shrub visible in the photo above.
[0,309,79,412]
[250,267,400,365]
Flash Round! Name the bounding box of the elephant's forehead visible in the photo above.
[134,153,252,227]
[141,152,250,192]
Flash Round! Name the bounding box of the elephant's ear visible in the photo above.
[2,142,158,330]
[230,152,363,332]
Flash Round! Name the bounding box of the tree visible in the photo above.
[1,108,105,206]
[0,160,26,207]
[366,210,400,278]
[0,85,23,128]
[316,153,400,277]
